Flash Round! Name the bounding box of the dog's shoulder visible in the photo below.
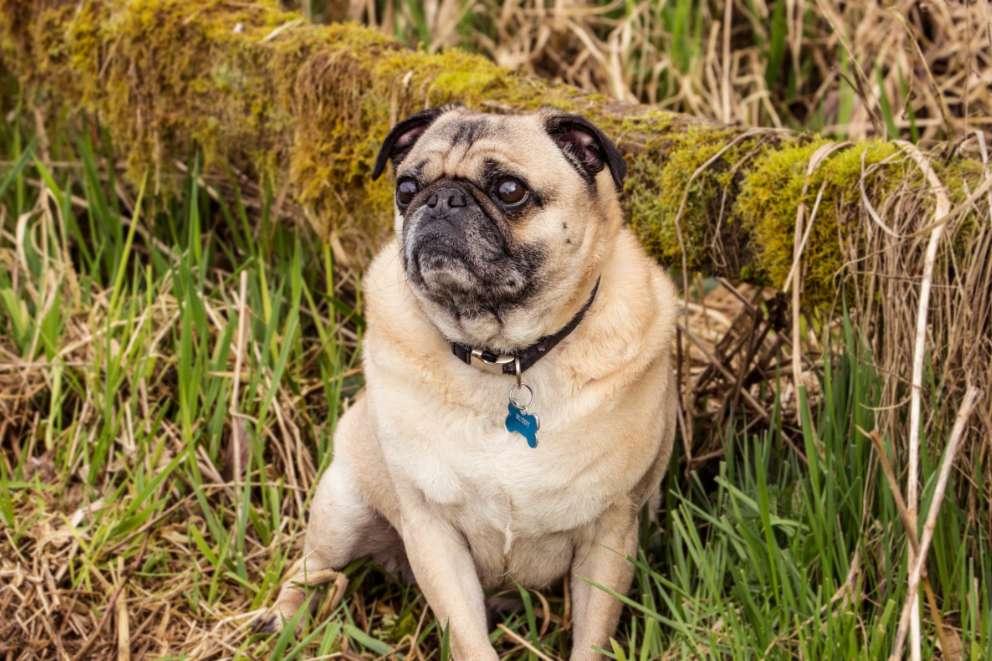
[362,239,409,330]
[362,240,450,364]
[556,228,677,383]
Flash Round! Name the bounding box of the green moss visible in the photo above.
[931,156,986,262]
[736,139,904,303]
[627,126,780,279]
[626,149,672,262]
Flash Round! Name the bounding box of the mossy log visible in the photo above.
[0,0,986,303]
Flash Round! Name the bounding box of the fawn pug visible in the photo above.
[262,106,678,660]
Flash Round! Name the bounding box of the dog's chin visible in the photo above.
[408,248,528,328]
[416,251,479,295]
[408,245,480,301]
[405,235,543,338]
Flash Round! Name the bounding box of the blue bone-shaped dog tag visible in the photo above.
[505,402,540,448]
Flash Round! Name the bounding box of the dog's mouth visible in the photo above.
[406,236,540,316]
[412,240,480,293]
[400,193,545,318]
[403,204,491,289]
[409,222,475,271]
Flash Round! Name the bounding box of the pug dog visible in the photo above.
[262,106,679,660]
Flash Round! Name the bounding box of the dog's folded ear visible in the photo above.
[545,113,627,191]
[372,107,447,180]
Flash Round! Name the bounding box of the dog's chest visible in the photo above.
[373,377,636,537]
[367,343,666,586]
[390,419,610,587]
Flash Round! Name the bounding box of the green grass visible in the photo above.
[1,112,989,658]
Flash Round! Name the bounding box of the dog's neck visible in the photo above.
[408,265,603,352]
[448,278,600,375]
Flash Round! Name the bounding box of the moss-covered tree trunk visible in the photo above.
[3,0,986,304]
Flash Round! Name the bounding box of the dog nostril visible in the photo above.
[448,192,467,208]
[426,193,439,208]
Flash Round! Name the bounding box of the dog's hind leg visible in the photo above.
[257,395,402,632]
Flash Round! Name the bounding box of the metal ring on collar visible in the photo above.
[472,348,514,366]
[508,383,533,409]
[469,348,515,375]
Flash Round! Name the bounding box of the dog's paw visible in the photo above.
[253,585,309,636]
[252,610,285,635]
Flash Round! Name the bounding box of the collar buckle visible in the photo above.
[469,348,515,375]
[451,276,601,377]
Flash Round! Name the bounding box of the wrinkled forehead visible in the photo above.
[399,111,568,181]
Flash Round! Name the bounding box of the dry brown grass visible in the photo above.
[350,0,992,142]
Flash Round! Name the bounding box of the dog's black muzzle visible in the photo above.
[405,180,506,277]
[414,183,473,247]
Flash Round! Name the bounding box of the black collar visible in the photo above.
[451,278,601,375]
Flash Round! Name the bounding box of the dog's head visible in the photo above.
[372,106,626,350]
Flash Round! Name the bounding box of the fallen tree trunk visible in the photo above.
[2,0,986,305]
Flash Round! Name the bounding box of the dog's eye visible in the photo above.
[495,177,528,207]
[396,178,419,208]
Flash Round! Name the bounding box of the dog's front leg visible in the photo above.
[569,507,638,661]
[400,499,497,661]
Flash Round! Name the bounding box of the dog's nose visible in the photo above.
[425,186,469,211]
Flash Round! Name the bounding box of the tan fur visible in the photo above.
[264,109,679,660]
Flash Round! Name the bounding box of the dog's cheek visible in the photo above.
[510,242,547,294]
[399,207,429,277]
[526,207,584,264]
